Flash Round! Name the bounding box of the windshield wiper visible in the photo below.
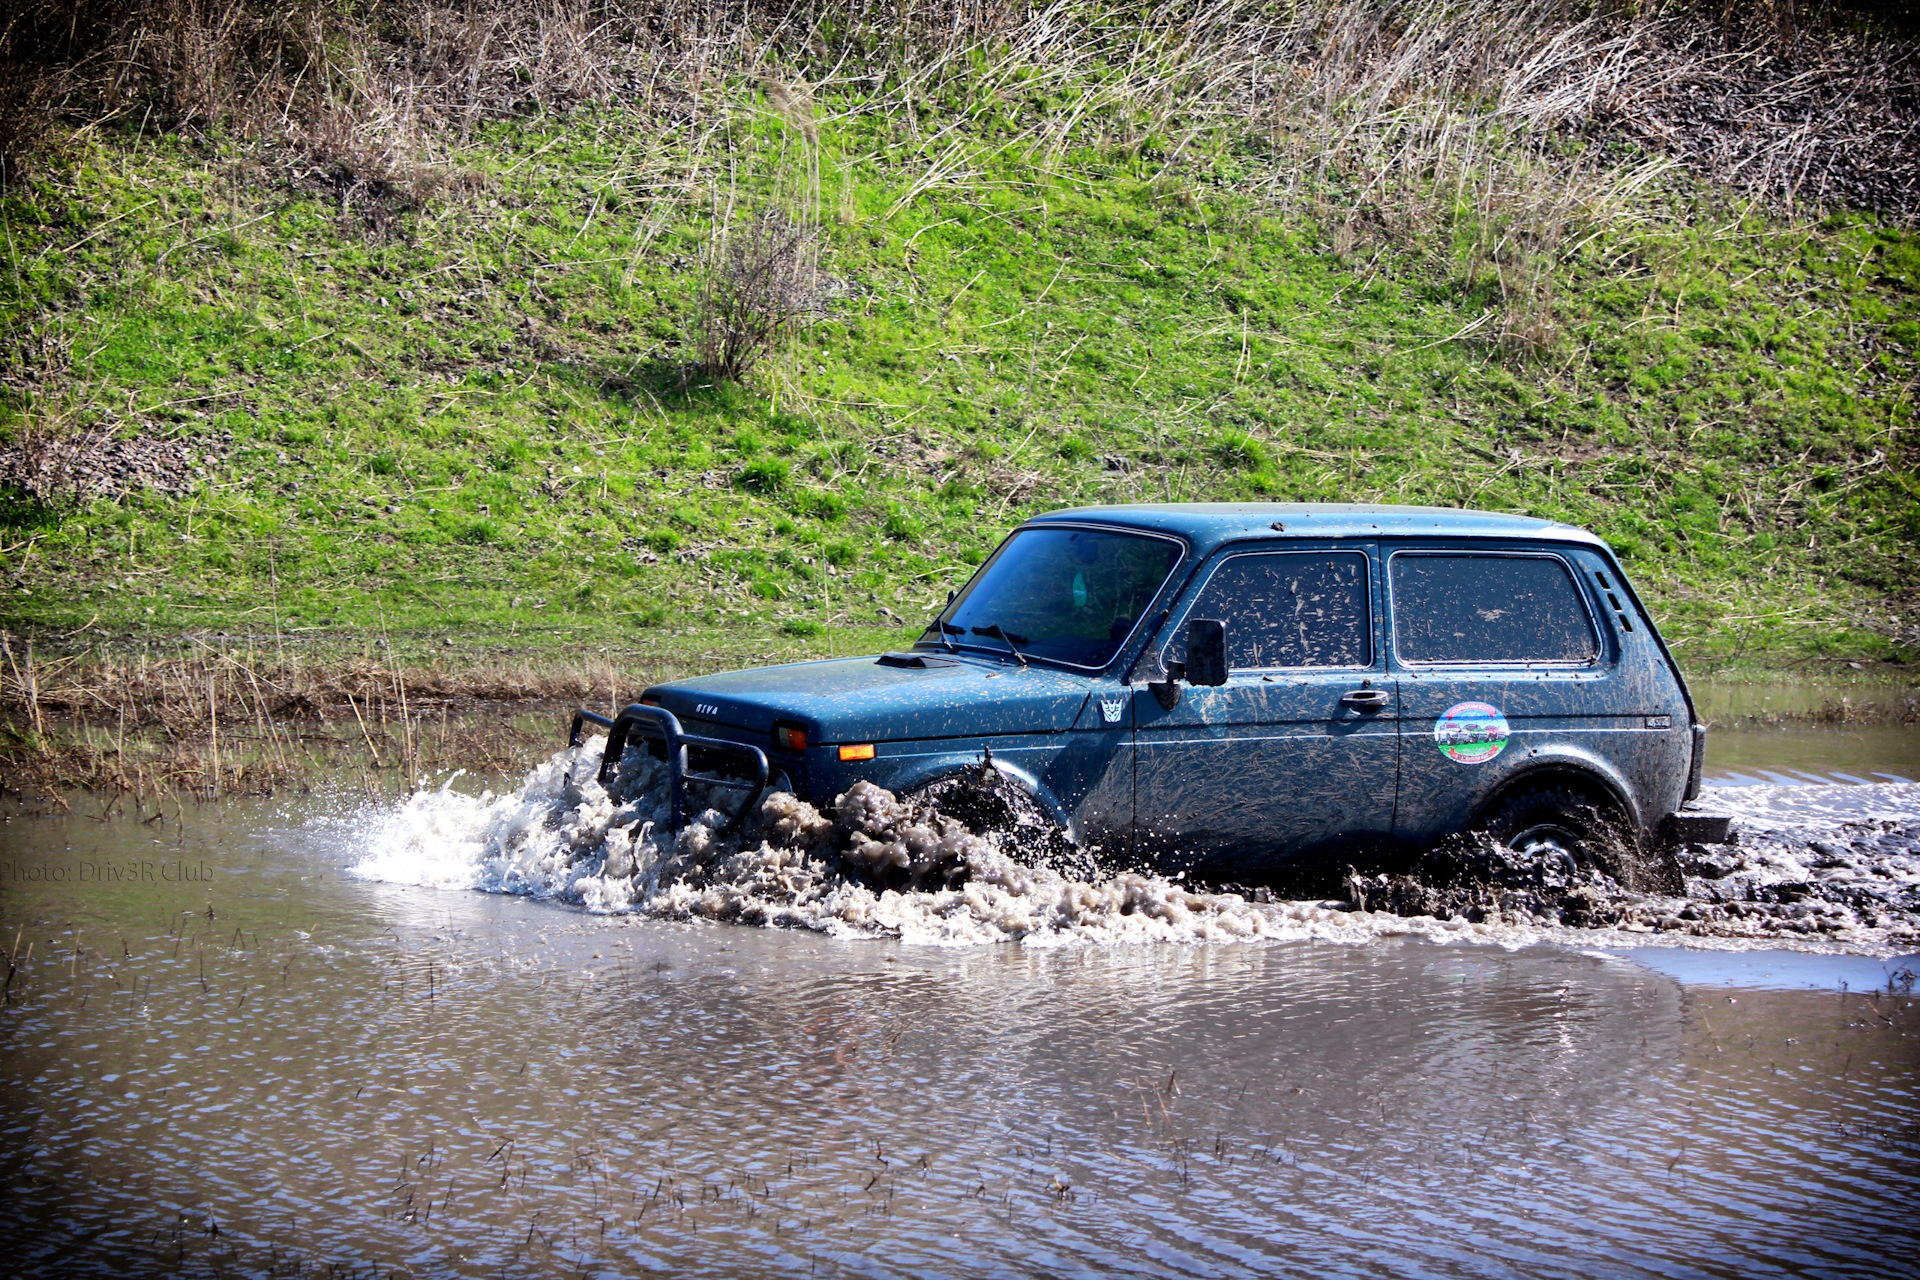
[971,623,1029,667]
[929,619,963,653]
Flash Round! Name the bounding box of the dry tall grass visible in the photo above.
[4,2,1912,213]
[4,2,1908,362]
[0,631,632,802]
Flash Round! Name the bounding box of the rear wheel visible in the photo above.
[1472,779,1671,892]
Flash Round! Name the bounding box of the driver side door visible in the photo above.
[1132,544,1399,878]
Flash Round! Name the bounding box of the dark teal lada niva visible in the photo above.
[571,504,1723,880]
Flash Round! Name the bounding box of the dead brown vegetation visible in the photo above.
[0,418,226,506]
[0,633,640,803]
[1,2,1914,220]
[0,0,1909,401]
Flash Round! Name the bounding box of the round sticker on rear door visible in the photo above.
[1435,701,1509,764]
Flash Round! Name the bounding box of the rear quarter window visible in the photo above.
[1391,552,1598,665]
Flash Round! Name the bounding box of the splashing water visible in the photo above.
[345,738,1521,948]
[345,739,1920,953]
[347,738,1298,945]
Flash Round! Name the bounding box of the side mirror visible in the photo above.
[1185,618,1228,686]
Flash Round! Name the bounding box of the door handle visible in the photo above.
[1340,689,1389,711]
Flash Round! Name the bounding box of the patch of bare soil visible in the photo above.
[0,422,230,505]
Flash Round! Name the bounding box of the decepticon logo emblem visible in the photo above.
[1099,697,1126,724]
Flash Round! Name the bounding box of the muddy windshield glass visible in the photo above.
[923,527,1183,669]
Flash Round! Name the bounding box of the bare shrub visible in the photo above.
[696,211,819,383]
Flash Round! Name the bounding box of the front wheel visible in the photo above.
[902,762,1095,879]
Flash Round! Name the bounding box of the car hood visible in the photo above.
[646,653,1095,743]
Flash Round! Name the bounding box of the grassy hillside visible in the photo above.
[2,4,1917,677]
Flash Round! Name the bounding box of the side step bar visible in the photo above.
[568,703,769,833]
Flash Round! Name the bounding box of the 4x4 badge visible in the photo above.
[1099,697,1126,724]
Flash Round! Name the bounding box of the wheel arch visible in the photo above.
[884,752,1081,841]
[1473,757,1642,834]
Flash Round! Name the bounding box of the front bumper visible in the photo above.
[568,703,769,832]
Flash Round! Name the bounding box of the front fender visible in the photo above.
[828,749,1081,843]
[958,755,1080,839]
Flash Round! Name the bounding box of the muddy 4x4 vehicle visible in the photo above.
[570,504,1728,882]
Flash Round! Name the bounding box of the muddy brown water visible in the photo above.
[1,709,1918,1277]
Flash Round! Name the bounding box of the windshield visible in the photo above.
[921,526,1184,669]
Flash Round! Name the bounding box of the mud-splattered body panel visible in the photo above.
[1133,541,1401,876]
[1389,541,1693,844]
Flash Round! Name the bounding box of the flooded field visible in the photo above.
[1697,674,1920,787]
[1,704,1917,1276]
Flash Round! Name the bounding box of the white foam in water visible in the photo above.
[344,739,1499,948]
[342,739,1920,954]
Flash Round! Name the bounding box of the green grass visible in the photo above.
[1,88,1915,673]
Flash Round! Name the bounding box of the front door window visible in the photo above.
[1166,551,1372,672]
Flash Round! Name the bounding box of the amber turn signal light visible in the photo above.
[775,726,808,752]
[838,744,875,761]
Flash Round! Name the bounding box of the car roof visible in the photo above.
[1024,503,1607,551]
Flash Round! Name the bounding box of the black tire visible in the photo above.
[903,762,1096,879]
[1472,779,1676,894]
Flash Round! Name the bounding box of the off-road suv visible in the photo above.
[570,504,1726,880]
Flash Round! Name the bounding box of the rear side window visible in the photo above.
[1169,551,1371,670]
[1391,553,1597,665]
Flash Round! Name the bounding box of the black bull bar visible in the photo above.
[567,703,769,833]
